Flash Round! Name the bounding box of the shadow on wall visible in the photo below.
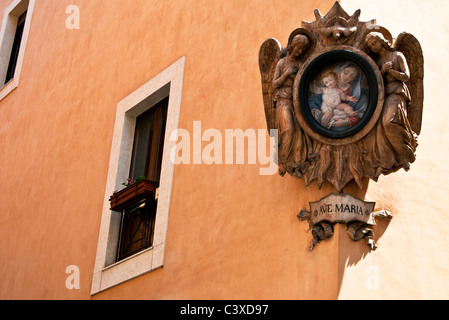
[337,178,392,296]
[296,177,391,299]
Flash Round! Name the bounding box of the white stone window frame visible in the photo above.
[0,0,34,100]
[91,57,185,295]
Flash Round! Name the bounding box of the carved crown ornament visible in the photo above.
[259,2,423,250]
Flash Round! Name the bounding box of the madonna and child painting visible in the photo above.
[308,61,369,133]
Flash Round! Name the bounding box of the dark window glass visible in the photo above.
[5,11,27,84]
[129,97,168,183]
[116,198,157,261]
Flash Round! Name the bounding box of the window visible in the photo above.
[0,0,34,100]
[4,10,26,84]
[91,57,185,295]
[115,97,168,262]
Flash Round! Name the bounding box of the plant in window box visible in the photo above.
[122,176,146,187]
[109,177,158,212]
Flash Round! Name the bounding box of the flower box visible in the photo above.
[109,179,158,212]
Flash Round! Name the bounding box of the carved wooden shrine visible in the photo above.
[259,2,423,250]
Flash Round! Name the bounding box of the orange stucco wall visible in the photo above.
[0,0,339,300]
[1,0,448,300]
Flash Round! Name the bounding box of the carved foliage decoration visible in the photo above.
[259,2,424,191]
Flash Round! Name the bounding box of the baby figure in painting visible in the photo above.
[314,70,358,129]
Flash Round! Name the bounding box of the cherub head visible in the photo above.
[365,32,392,53]
[288,34,309,58]
[321,70,338,88]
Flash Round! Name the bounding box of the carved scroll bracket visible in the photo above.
[298,193,392,251]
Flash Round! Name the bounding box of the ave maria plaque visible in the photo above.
[308,193,375,226]
[298,193,391,250]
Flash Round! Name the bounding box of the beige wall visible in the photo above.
[338,0,449,299]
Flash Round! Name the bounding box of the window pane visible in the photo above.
[117,199,157,261]
[153,101,168,183]
[5,11,27,84]
[129,97,168,182]
[129,109,155,179]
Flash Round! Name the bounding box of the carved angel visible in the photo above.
[259,31,314,176]
[364,31,423,173]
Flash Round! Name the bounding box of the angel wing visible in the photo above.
[259,38,282,131]
[393,32,424,135]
